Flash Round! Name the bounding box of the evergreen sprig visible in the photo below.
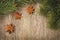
[0,0,36,15]
[40,0,60,29]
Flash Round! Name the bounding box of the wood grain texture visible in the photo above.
[0,3,60,40]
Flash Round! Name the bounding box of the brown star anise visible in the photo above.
[27,6,35,14]
[14,12,22,19]
[5,24,15,34]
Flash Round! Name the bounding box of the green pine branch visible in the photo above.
[0,0,36,15]
[39,0,60,29]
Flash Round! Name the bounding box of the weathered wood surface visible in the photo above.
[0,3,60,40]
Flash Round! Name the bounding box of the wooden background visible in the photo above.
[0,3,60,40]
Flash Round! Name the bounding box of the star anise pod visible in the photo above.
[5,24,15,34]
[27,6,35,14]
[14,12,22,19]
